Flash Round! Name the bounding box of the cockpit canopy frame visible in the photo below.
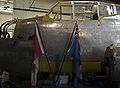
[48,1,120,20]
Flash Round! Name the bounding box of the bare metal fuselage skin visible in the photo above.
[0,15,119,80]
[1,1,120,80]
[16,15,120,61]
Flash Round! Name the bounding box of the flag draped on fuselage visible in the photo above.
[31,23,44,88]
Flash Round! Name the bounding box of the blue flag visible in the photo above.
[68,28,81,87]
[69,32,80,62]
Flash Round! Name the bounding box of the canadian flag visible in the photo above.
[31,22,44,88]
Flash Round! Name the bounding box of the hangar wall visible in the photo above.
[0,13,12,25]
[13,0,61,19]
[0,1,12,25]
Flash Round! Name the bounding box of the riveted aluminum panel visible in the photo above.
[15,15,120,62]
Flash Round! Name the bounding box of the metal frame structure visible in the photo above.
[48,1,120,20]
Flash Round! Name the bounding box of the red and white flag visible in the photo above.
[31,23,44,88]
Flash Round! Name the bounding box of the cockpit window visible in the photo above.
[74,4,97,20]
[99,4,117,16]
[48,1,120,20]
[48,1,98,20]
[116,5,120,14]
[60,6,72,20]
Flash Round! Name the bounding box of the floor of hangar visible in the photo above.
[41,81,115,88]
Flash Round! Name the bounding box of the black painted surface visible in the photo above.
[0,39,33,80]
